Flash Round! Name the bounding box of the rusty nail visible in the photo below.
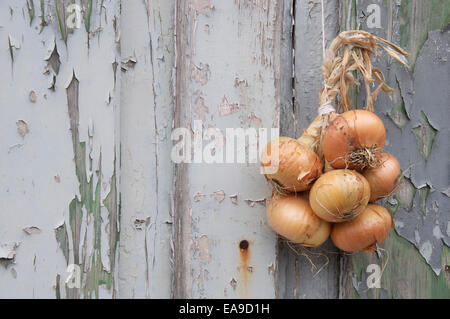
[239,240,249,251]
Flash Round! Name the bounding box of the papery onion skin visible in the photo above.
[309,169,370,223]
[331,204,393,252]
[322,110,386,170]
[363,153,401,202]
[261,137,323,193]
[266,193,331,247]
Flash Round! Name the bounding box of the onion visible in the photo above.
[261,137,323,193]
[266,193,331,247]
[331,204,393,252]
[309,169,370,223]
[363,153,401,202]
[322,110,386,170]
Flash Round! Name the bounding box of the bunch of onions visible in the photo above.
[331,204,393,252]
[261,137,322,193]
[266,193,331,247]
[309,169,370,223]
[261,30,407,252]
[322,110,386,170]
[363,153,401,202]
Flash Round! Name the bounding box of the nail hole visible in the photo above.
[239,240,249,251]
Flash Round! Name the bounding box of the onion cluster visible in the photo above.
[262,110,400,252]
[261,30,408,253]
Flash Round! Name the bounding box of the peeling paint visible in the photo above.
[412,111,438,161]
[26,0,35,25]
[45,43,60,75]
[191,63,210,85]
[23,227,41,235]
[218,96,240,116]
[16,120,29,138]
[339,1,450,287]
[198,235,211,262]
[28,91,37,104]
[229,194,238,205]
[134,217,150,230]
[55,222,69,265]
[244,198,266,207]
[120,56,137,72]
[1,0,120,298]
[191,0,212,15]
[0,243,18,261]
[395,177,416,210]
[194,96,209,121]
[388,78,410,129]
[193,192,206,202]
[213,190,225,203]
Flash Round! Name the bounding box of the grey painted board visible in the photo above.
[118,0,175,299]
[279,0,341,299]
[173,0,283,298]
[0,0,120,298]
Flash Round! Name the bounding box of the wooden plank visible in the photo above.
[0,0,120,298]
[279,0,342,299]
[118,0,175,298]
[275,0,294,298]
[339,0,450,298]
[173,0,283,298]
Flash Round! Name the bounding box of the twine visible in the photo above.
[318,30,409,114]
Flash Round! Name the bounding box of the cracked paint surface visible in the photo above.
[0,0,448,300]
[337,0,450,298]
[173,0,281,298]
[388,29,449,275]
[0,0,120,298]
[118,0,175,298]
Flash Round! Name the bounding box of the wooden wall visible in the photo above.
[0,0,448,298]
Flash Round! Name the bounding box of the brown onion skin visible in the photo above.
[261,137,323,192]
[322,110,386,170]
[331,204,393,252]
[266,193,331,247]
[309,169,370,223]
[363,153,401,202]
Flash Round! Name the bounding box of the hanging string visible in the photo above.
[320,0,326,59]
[319,0,334,114]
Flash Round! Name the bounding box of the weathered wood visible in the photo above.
[1,0,448,300]
[118,0,175,298]
[173,0,284,298]
[339,0,450,299]
[279,0,341,299]
[0,0,120,298]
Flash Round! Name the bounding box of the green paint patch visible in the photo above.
[40,0,47,29]
[389,78,410,129]
[412,111,437,161]
[398,0,450,69]
[418,185,431,214]
[395,177,416,210]
[55,72,118,298]
[348,232,450,298]
[384,201,398,216]
[54,0,67,43]
[26,0,35,25]
[55,274,61,299]
[389,100,409,129]
[84,0,93,33]
[55,222,69,265]
[104,165,120,271]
